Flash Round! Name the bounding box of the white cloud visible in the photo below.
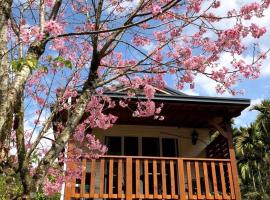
[194,73,233,97]
[234,98,262,127]
[182,89,199,96]
[104,0,140,16]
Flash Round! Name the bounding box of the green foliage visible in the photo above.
[11,57,38,72]
[234,100,270,200]
[0,174,23,200]
[36,192,61,200]
[11,55,72,74]
[53,56,72,69]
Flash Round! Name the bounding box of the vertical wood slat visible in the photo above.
[66,156,236,200]
[219,162,228,199]
[153,160,158,198]
[227,162,236,199]
[126,157,133,200]
[64,161,75,200]
[118,159,123,198]
[99,158,105,197]
[203,162,213,199]
[144,159,149,198]
[211,162,219,199]
[170,160,176,198]
[161,160,167,198]
[90,159,96,197]
[108,158,114,198]
[226,124,242,200]
[136,159,140,198]
[186,161,194,199]
[70,162,76,197]
[195,161,203,199]
[178,159,186,200]
[80,159,87,195]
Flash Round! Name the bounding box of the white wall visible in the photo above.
[93,125,211,158]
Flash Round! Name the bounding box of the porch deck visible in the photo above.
[65,155,237,200]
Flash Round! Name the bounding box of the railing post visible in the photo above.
[177,158,186,200]
[226,122,242,200]
[126,157,133,200]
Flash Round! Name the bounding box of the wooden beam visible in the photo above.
[208,118,228,138]
[225,121,242,200]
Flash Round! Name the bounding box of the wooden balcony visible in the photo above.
[65,156,237,200]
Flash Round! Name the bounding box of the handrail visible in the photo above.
[65,156,236,200]
[98,155,231,162]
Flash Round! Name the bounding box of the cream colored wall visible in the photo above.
[93,125,211,158]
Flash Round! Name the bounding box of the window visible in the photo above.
[162,138,178,157]
[105,136,179,157]
[106,136,122,155]
[142,137,160,156]
[124,137,138,156]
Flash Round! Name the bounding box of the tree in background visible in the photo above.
[0,0,269,199]
[234,100,270,200]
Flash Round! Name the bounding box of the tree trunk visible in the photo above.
[0,0,12,146]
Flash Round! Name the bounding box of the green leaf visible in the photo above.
[53,56,72,69]
[11,57,38,72]
[40,66,49,73]
[11,59,23,71]
[64,60,72,68]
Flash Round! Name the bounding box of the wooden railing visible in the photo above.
[65,156,236,200]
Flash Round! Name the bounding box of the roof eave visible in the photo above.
[104,92,251,106]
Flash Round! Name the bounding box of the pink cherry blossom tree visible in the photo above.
[0,0,269,198]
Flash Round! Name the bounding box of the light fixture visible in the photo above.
[192,130,199,145]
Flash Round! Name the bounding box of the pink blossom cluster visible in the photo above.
[249,23,267,39]
[45,0,54,7]
[144,84,155,99]
[240,2,262,19]
[20,25,44,43]
[85,134,108,158]
[43,167,64,196]
[133,100,156,117]
[44,20,64,36]
[187,0,203,13]
[152,4,162,15]
[132,35,151,46]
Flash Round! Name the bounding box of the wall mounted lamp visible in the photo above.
[192,130,199,145]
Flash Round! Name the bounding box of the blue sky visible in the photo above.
[21,0,270,131]
[174,0,270,127]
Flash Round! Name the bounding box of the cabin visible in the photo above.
[61,86,249,200]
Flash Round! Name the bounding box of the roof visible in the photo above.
[105,85,250,106]
[68,85,250,128]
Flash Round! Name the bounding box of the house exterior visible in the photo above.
[62,87,249,200]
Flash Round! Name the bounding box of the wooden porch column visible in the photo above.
[126,157,133,200]
[225,121,242,200]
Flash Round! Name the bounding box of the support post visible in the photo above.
[225,121,242,200]
[126,157,133,200]
[177,158,186,200]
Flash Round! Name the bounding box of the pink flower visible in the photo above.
[119,100,128,108]
[132,35,151,46]
[20,25,31,43]
[152,4,162,16]
[249,24,266,38]
[134,100,156,117]
[154,31,166,41]
[144,84,155,99]
[44,20,64,36]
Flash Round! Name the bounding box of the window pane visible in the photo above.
[124,137,138,156]
[162,138,178,157]
[106,136,122,155]
[142,137,160,156]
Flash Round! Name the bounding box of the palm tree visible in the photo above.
[233,100,270,200]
